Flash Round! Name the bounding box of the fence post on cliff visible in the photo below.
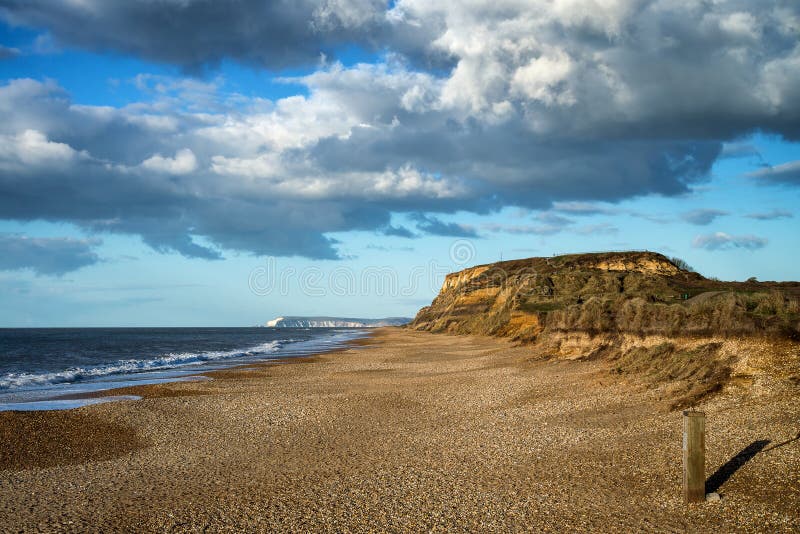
[683,411,706,503]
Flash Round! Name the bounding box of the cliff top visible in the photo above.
[443,250,799,292]
[416,250,800,340]
[446,251,681,279]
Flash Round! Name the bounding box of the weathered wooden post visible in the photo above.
[683,410,706,503]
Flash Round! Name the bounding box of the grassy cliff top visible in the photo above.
[415,250,800,340]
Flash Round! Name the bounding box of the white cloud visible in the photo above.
[141,149,198,175]
[692,232,768,251]
[369,165,464,199]
[718,12,760,40]
[210,153,283,180]
[0,129,81,169]
[211,155,465,201]
[511,50,575,105]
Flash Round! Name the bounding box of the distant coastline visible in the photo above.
[263,316,411,328]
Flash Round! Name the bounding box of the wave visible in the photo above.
[0,340,282,391]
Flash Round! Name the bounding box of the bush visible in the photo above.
[670,256,695,272]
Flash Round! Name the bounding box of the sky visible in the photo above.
[0,0,798,327]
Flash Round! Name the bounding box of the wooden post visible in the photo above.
[683,410,706,503]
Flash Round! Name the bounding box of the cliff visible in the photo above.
[265,316,410,328]
[411,251,800,408]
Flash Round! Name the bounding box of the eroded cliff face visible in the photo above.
[412,252,799,339]
[410,251,800,408]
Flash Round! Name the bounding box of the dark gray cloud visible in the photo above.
[0,234,101,275]
[749,160,800,185]
[681,209,729,226]
[0,0,391,71]
[0,44,19,59]
[0,0,456,73]
[380,225,417,238]
[411,214,477,238]
[745,209,794,220]
[692,232,768,251]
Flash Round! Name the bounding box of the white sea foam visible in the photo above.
[0,340,282,391]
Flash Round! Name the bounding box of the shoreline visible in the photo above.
[0,330,387,472]
[0,328,377,411]
[1,327,798,531]
[54,331,381,403]
[58,332,373,404]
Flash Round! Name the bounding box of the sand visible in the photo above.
[0,328,798,532]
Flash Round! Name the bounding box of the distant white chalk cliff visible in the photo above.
[264,316,410,328]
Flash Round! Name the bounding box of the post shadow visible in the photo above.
[705,439,770,494]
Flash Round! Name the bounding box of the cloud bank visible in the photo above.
[0,1,798,259]
[0,0,392,70]
[0,234,101,275]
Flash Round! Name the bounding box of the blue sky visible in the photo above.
[0,1,798,326]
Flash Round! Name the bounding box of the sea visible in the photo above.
[0,327,367,412]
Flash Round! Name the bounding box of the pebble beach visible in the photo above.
[1,328,798,532]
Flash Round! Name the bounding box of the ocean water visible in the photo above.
[0,327,367,411]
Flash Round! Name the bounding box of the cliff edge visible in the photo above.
[411,251,800,408]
